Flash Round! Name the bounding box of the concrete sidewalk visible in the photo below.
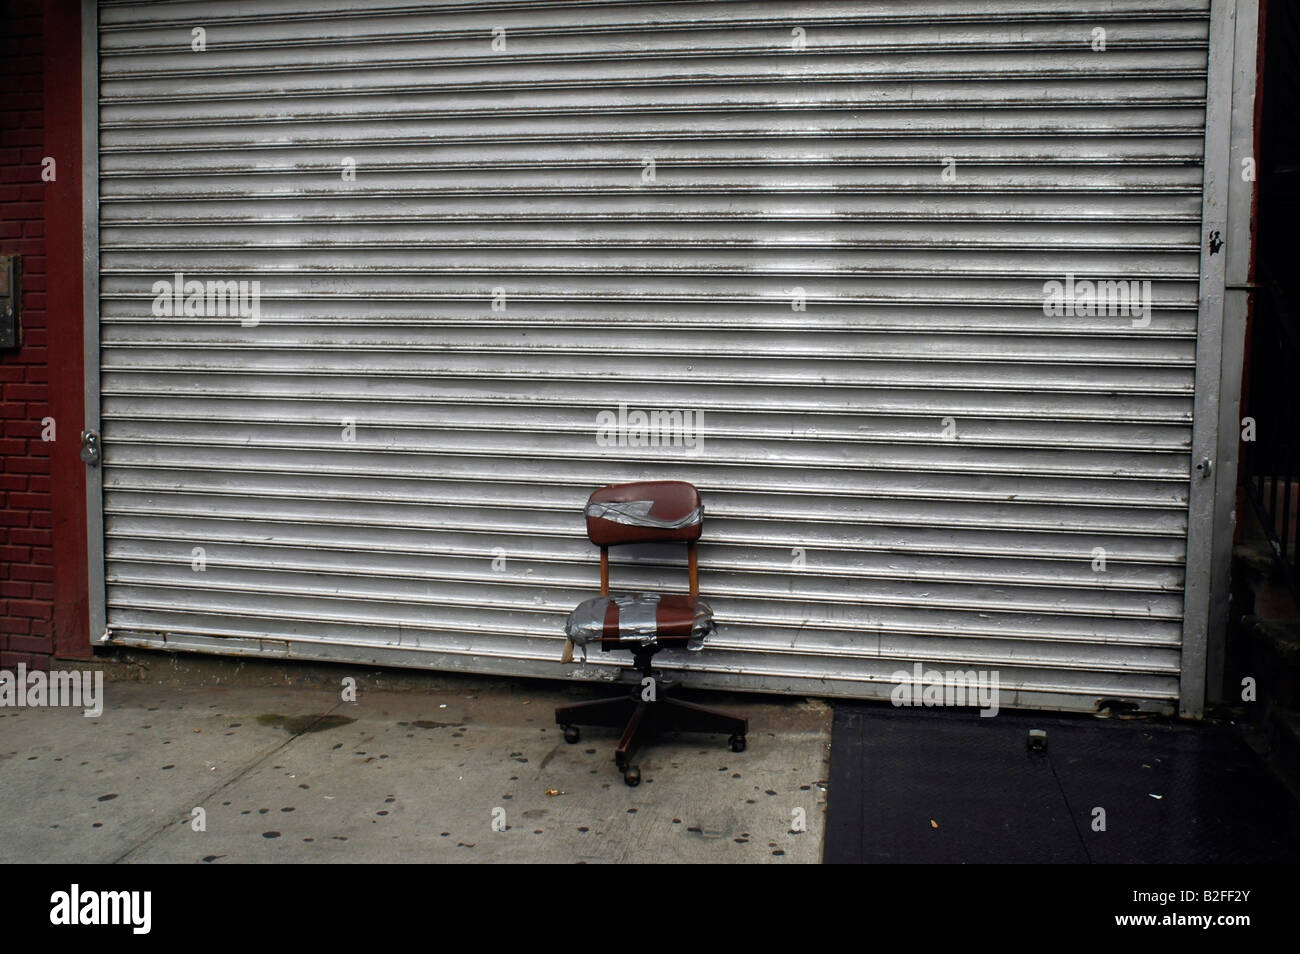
[0,664,830,863]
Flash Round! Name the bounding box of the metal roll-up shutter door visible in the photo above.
[95,0,1210,713]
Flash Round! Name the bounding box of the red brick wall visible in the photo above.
[1,0,53,669]
[1,0,87,671]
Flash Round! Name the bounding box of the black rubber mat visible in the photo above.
[826,703,1300,864]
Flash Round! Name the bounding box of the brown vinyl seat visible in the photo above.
[566,592,713,650]
[555,480,747,787]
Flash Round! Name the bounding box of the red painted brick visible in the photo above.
[3,384,43,401]
[7,238,42,258]
[9,492,50,510]
[0,509,30,527]
[5,459,45,474]
[9,599,51,620]
[1,652,47,672]
[12,564,51,583]
[8,635,49,654]
[0,93,39,112]
[3,1,84,668]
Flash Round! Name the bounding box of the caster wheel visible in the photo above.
[729,734,746,753]
[562,725,580,744]
[623,766,641,787]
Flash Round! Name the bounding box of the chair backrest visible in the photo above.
[584,480,704,546]
[585,481,703,598]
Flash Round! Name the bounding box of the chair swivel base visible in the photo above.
[554,665,748,787]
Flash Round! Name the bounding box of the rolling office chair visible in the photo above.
[555,480,748,786]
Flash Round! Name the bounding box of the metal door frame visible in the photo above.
[82,0,105,645]
[1183,0,1260,718]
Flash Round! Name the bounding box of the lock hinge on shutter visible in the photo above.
[80,429,101,467]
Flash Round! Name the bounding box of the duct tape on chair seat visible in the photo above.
[565,593,714,650]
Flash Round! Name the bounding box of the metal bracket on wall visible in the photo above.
[0,255,20,349]
[80,429,101,467]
